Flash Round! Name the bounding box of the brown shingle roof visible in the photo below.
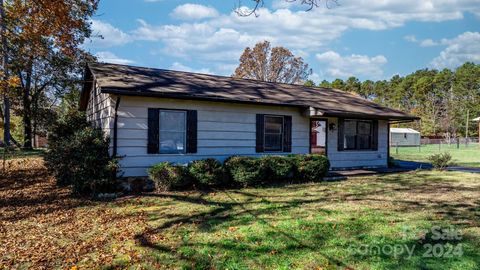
[82,62,418,121]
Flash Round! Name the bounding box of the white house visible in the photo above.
[80,63,418,177]
[390,128,421,147]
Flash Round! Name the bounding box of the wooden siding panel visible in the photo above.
[117,96,310,176]
[114,96,389,177]
[326,117,388,168]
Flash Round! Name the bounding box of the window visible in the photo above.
[344,120,357,150]
[341,119,376,151]
[357,121,372,149]
[159,110,186,154]
[264,115,284,151]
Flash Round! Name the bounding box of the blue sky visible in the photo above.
[85,0,480,82]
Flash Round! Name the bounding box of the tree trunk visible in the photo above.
[22,65,33,150]
[1,0,10,146]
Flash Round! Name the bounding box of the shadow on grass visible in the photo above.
[132,171,480,269]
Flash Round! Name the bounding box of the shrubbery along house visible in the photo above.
[80,62,419,177]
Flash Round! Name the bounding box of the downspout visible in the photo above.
[112,96,121,157]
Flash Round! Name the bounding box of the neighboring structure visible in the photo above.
[473,117,480,143]
[80,63,419,177]
[390,128,421,147]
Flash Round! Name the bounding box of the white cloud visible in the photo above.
[316,51,387,79]
[404,35,417,42]
[404,35,440,47]
[171,4,219,20]
[130,0,480,65]
[170,62,212,74]
[87,20,130,48]
[88,1,480,76]
[95,51,135,65]
[419,38,439,47]
[430,32,480,69]
[308,72,321,84]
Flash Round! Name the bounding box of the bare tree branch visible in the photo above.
[235,0,339,16]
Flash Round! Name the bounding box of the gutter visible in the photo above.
[112,95,121,157]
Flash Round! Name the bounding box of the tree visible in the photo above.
[345,76,361,95]
[304,80,315,87]
[453,62,480,137]
[331,78,345,90]
[4,0,97,149]
[318,80,331,88]
[360,80,375,100]
[233,41,311,84]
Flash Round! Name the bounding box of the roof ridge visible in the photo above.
[88,61,335,91]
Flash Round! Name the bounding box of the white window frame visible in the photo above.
[263,115,284,152]
[159,109,187,154]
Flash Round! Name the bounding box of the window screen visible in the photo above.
[341,119,376,151]
[343,120,357,150]
[264,116,283,151]
[159,110,186,154]
[357,121,372,149]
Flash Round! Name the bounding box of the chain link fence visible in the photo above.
[390,137,479,155]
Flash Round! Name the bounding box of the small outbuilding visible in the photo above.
[390,128,420,147]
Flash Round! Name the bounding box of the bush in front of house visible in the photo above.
[148,162,190,191]
[294,154,330,182]
[44,110,90,186]
[148,154,330,190]
[187,158,224,187]
[45,110,118,195]
[260,155,296,181]
[67,127,119,194]
[223,156,267,187]
[428,152,452,170]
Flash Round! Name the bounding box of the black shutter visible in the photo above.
[256,114,265,153]
[372,120,379,151]
[337,118,344,151]
[283,115,292,152]
[147,108,159,154]
[186,110,197,153]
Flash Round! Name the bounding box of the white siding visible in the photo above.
[85,83,114,144]
[390,132,420,146]
[86,94,390,177]
[116,96,310,177]
[326,117,389,169]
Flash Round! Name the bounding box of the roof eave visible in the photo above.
[102,88,419,121]
[100,88,310,109]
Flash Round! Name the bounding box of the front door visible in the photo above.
[310,119,327,155]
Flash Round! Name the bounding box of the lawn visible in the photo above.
[1,158,479,269]
[0,147,45,160]
[391,143,480,167]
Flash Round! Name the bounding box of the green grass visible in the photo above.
[0,147,45,159]
[108,171,480,269]
[391,143,480,167]
[4,166,480,269]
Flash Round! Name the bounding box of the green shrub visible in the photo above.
[223,156,266,187]
[44,110,91,186]
[260,156,295,181]
[187,158,223,187]
[428,152,452,170]
[295,154,330,182]
[44,110,118,195]
[148,162,190,191]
